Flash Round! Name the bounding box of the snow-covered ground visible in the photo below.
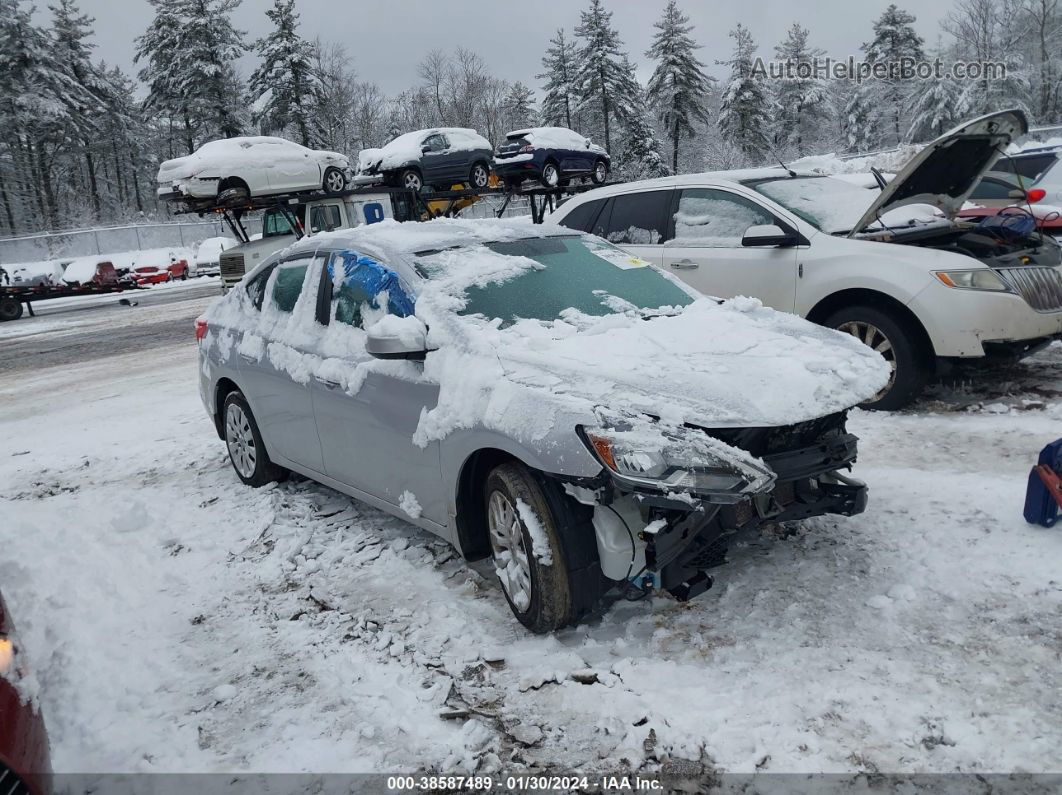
[2,309,1062,780]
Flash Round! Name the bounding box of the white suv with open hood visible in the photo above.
[551,110,1062,409]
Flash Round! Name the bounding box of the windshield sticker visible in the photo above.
[586,240,649,270]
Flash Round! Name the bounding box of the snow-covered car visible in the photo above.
[968,170,1045,209]
[551,109,1062,410]
[0,589,52,795]
[197,218,887,632]
[493,127,610,188]
[8,260,65,287]
[193,236,237,277]
[62,257,120,286]
[356,128,493,191]
[156,136,353,203]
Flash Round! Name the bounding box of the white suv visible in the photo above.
[550,110,1062,409]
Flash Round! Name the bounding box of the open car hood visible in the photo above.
[848,109,1028,237]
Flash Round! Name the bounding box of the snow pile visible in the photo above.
[358,128,490,173]
[194,236,237,266]
[506,127,605,154]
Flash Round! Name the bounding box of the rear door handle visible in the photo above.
[670,259,699,270]
[314,376,341,389]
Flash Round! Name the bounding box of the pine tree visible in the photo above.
[249,0,316,146]
[771,22,829,155]
[856,5,925,147]
[503,81,536,130]
[645,0,715,172]
[573,0,640,152]
[617,98,670,180]
[135,0,191,149]
[538,29,577,128]
[717,24,772,162]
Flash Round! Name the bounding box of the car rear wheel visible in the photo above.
[484,462,604,633]
[217,179,249,204]
[540,162,560,188]
[824,305,930,410]
[591,159,608,185]
[222,391,287,487]
[399,169,423,191]
[323,166,347,195]
[0,297,23,321]
[469,162,490,190]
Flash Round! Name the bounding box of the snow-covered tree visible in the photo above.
[573,0,640,152]
[503,81,536,130]
[854,5,926,147]
[717,24,772,162]
[842,87,876,152]
[645,0,715,172]
[771,22,830,155]
[617,98,670,180]
[904,40,962,141]
[538,29,578,128]
[249,0,317,146]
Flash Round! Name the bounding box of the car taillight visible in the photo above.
[520,145,534,153]
[195,317,208,342]
[1028,188,1046,203]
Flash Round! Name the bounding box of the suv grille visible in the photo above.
[0,764,31,795]
[219,251,246,285]
[996,266,1062,313]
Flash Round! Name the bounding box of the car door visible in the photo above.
[264,140,317,192]
[593,191,672,267]
[420,133,451,185]
[235,254,326,472]
[310,251,447,525]
[660,187,799,311]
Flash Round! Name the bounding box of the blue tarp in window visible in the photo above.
[327,251,415,327]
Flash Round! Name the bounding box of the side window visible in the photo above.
[328,251,415,329]
[309,204,343,233]
[245,263,277,311]
[422,134,446,153]
[263,210,294,238]
[556,199,605,233]
[604,191,670,245]
[970,177,1016,200]
[590,198,613,239]
[271,257,311,313]
[670,188,773,247]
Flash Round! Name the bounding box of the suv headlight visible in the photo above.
[934,269,1011,292]
[579,421,775,503]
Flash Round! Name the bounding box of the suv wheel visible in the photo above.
[590,159,608,185]
[485,462,604,633]
[399,169,423,191]
[0,297,23,321]
[469,162,490,190]
[222,391,287,487]
[540,162,560,188]
[824,305,930,410]
[323,166,347,195]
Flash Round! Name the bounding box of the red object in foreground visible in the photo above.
[1027,188,1047,203]
[957,204,1062,232]
[195,316,209,342]
[0,591,51,795]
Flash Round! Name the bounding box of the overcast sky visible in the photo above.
[46,0,956,96]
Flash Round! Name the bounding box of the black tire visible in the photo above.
[823,305,930,411]
[0,297,23,321]
[398,168,423,191]
[322,166,347,195]
[222,391,287,487]
[484,462,604,633]
[469,161,490,190]
[539,161,560,188]
[590,158,608,185]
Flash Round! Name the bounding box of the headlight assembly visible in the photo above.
[579,418,776,503]
[934,269,1012,292]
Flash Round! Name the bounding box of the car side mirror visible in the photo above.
[365,316,429,361]
[1008,188,1027,199]
[742,224,796,247]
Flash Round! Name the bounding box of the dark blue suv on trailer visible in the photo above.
[493,127,610,189]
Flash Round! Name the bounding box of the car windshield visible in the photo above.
[752,176,875,234]
[417,235,693,325]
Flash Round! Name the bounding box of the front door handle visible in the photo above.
[670,259,699,270]
[314,376,340,389]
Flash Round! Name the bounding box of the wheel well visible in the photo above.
[213,377,240,438]
[806,289,936,358]
[454,448,519,561]
[218,176,248,192]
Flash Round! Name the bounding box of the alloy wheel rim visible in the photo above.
[595,162,606,181]
[473,165,488,187]
[326,170,345,192]
[404,172,422,190]
[487,491,532,612]
[225,403,257,478]
[837,320,897,401]
[544,165,558,186]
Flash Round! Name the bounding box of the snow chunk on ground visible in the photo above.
[399,490,422,519]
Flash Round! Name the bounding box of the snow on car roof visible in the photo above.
[363,128,491,171]
[505,127,600,150]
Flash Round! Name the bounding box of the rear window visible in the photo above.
[272,259,310,313]
[603,191,670,245]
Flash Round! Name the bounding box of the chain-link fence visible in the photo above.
[0,217,265,265]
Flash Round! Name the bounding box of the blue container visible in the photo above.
[1024,438,1062,526]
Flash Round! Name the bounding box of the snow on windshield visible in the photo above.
[670,191,773,246]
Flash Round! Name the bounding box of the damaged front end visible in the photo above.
[570,410,866,602]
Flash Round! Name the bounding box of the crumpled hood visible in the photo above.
[489,298,891,428]
[849,109,1028,236]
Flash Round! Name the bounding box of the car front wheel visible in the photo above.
[399,169,423,191]
[323,166,347,195]
[591,159,608,185]
[222,391,287,487]
[825,305,930,410]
